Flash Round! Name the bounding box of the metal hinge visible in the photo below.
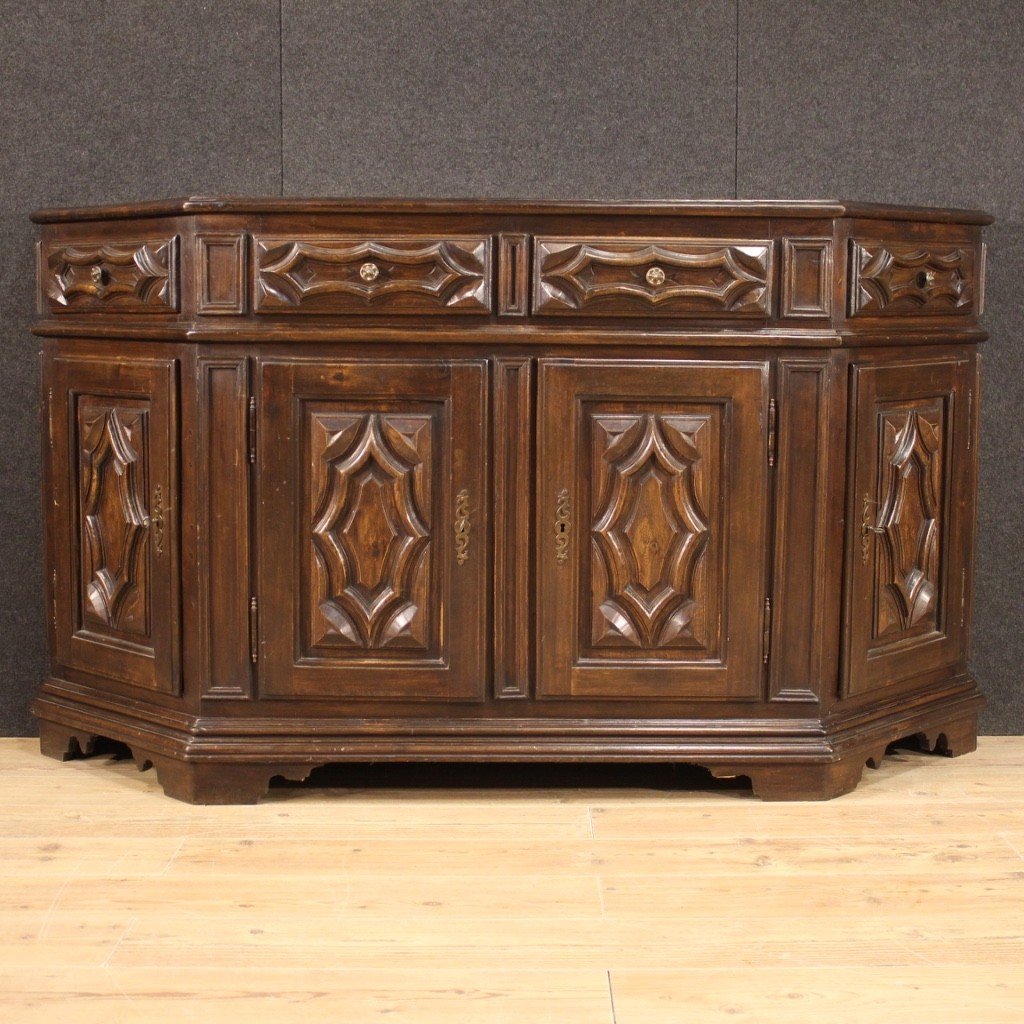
[48,388,55,450]
[248,395,257,463]
[767,398,777,467]
[762,596,772,665]
[249,595,259,664]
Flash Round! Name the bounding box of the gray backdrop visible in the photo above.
[1,1,1019,735]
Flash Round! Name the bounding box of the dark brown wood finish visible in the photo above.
[30,198,990,803]
[536,359,769,699]
[257,358,488,699]
[46,353,180,695]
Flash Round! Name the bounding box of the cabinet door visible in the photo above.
[258,359,487,700]
[844,359,973,697]
[537,359,770,699]
[47,354,180,694]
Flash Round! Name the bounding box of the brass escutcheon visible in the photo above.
[554,487,571,564]
[151,483,165,557]
[454,488,471,565]
[860,492,884,563]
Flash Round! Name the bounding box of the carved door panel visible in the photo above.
[536,360,770,699]
[844,359,974,697]
[258,359,487,700]
[47,354,180,694]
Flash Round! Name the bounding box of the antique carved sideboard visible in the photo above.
[30,197,989,802]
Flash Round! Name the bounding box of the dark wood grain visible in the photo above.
[31,197,989,803]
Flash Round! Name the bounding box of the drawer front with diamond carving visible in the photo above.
[848,240,980,317]
[41,237,179,313]
[533,237,773,317]
[252,236,492,314]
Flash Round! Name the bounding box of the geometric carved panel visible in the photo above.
[77,400,151,637]
[254,236,491,314]
[258,358,487,702]
[48,353,179,697]
[873,404,944,642]
[589,412,712,651]
[308,411,434,652]
[537,359,767,701]
[534,237,772,316]
[44,237,179,313]
[845,358,968,701]
[849,240,975,316]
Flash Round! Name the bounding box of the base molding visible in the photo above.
[32,678,984,804]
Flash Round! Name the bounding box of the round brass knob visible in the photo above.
[645,266,666,287]
[359,261,380,282]
[90,266,108,286]
[916,269,936,289]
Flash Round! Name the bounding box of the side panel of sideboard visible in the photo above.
[843,354,976,699]
[44,349,181,696]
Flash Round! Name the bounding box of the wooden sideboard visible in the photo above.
[30,197,990,802]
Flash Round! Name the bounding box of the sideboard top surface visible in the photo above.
[31,196,993,225]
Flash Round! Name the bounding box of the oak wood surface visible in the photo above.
[1,736,1022,1022]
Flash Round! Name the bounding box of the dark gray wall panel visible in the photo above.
[738,0,1024,732]
[281,0,737,197]
[2,0,1020,736]
[0,1,281,735]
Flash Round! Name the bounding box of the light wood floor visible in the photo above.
[1,736,1022,1022]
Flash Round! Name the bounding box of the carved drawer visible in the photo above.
[253,235,492,314]
[533,237,773,317]
[41,236,179,313]
[848,239,981,317]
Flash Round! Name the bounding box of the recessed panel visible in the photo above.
[586,408,721,659]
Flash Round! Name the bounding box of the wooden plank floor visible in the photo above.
[1,736,1022,1022]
